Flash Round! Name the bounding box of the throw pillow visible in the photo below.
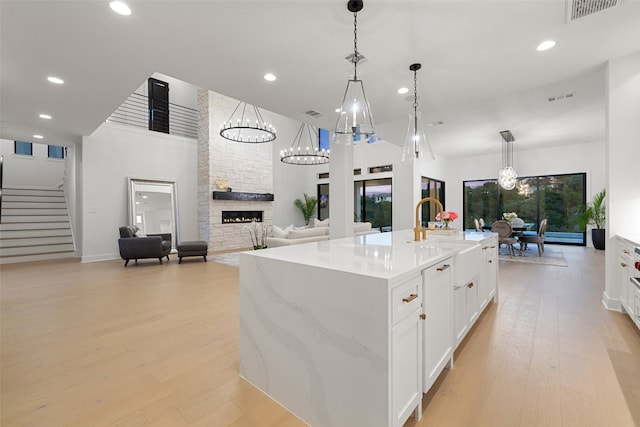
[273,224,293,239]
[313,218,330,228]
[134,229,146,237]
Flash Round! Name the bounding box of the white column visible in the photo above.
[329,139,354,239]
[604,51,640,309]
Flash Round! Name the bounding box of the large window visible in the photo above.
[463,173,586,245]
[148,78,169,134]
[355,178,392,231]
[421,176,445,226]
[317,178,393,231]
[14,141,32,156]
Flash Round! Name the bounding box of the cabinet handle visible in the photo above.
[623,250,630,254]
[402,293,418,303]
[482,246,489,250]
[490,246,496,249]
[621,262,627,267]
[437,264,451,272]
[467,282,474,288]
[420,313,427,320]
[488,260,493,263]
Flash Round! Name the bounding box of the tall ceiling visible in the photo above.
[2,0,640,158]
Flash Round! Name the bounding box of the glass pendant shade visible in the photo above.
[402,111,435,162]
[334,79,375,145]
[498,132,517,190]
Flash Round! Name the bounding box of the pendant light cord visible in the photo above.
[413,68,419,156]
[353,12,359,79]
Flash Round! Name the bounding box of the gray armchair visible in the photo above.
[118,225,171,266]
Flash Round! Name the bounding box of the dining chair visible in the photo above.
[519,219,547,256]
[510,217,524,228]
[491,220,518,257]
[474,218,482,232]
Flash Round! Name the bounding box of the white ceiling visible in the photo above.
[2,0,640,158]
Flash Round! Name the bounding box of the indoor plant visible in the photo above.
[294,193,318,226]
[577,189,606,250]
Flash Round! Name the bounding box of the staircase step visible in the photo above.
[0,236,73,248]
[1,201,67,209]
[1,208,68,216]
[1,215,69,223]
[2,195,65,203]
[1,188,63,197]
[0,222,71,231]
[0,243,75,257]
[0,251,75,265]
[0,228,72,238]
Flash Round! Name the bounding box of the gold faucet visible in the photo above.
[414,197,444,241]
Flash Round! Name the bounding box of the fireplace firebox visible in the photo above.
[222,210,263,224]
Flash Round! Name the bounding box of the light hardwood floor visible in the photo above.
[1,246,638,426]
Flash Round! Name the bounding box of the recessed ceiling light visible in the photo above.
[33,134,44,139]
[110,1,131,16]
[47,76,64,85]
[335,108,341,113]
[536,40,556,51]
[397,87,409,94]
[39,114,52,119]
[264,73,276,82]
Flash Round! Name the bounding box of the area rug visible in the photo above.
[207,252,240,268]
[498,246,568,267]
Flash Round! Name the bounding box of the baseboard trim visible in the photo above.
[602,291,621,312]
[81,253,120,263]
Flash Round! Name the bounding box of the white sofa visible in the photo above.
[266,221,380,248]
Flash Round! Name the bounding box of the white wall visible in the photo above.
[604,51,640,307]
[0,139,66,188]
[81,122,198,262]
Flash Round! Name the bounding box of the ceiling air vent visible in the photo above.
[566,0,621,22]
[547,91,576,102]
[304,110,323,118]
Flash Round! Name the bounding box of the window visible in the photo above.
[421,177,445,227]
[14,141,32,156]
[463,173,586,245]
[319,128,330,151]
[48,145,65,159]
[317,183,330,221]
[148,78,169,134]
[369,165,393,174]
[355,178,392,231]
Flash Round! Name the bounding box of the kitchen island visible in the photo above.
[239,229,497,427]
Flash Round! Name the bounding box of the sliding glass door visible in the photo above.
[464,173,586,245]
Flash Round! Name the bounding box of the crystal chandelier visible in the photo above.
[280,123,330,165]
[334,0,375,144]
[402,63,435,162]
[219,101,276,143]
[498,130,517,190]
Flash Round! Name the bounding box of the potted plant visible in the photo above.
[294,193,319,226]
[577,189,606,250]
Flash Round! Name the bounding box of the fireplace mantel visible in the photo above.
[212,191,274,202]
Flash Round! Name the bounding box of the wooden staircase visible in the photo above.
[0,187,75,264]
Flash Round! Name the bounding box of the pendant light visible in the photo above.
[402,63,435,162]
[219,101,276,143]
[498,130,517,190]
[280,123,330,165]
[334,0,375,144]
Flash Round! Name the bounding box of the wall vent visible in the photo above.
[547,91,576,102]
[305,110,323,118]
[566,0,621,22]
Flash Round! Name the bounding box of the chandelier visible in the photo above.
[402,63,435,162]
[334,0,375,144]
[219,101,276,143]
[280,123,330,165]
[498,130,517,190]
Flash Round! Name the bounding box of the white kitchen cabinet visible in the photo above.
[453,281,468,347]
[391,277,423,427]
[480,236,498,310]
[619,240,634,315]
[422,259,453,393]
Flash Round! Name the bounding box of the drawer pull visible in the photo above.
[467,282,474,288]
[437,264,451,272]
[420,313,427,320]
[488,260,493,263]
[623,249,630,254]
[402,293,418,303]
[621,262,627,267]
[490,246,496,249]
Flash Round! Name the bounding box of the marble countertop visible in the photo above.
[243,229,497,282]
